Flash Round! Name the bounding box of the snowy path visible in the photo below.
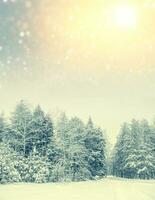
[0,177,155,200]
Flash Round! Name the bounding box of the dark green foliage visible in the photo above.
[84,118,107,178]
[112,119,155,179]
[0,143,21,183]
[0,101,108,183]
[10,100,33,156]
[0,114,6,143]
[30,106,54,156]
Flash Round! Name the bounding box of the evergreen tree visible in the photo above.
[56,112,69,145]
[0,143,21,183]
[30,105,54,156]
[0,114,6,143]
[84,118,107,179]
[49,113,70,182]
[54,115,92,182]
[113,119,155,179]
[67,117,91,181]
[113,122,135,178]
[130,119,141,148]
[149,120,155,157]
[136,145,155,179]
[10,100,33,156]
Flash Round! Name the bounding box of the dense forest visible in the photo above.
[112,119,155,179]
[0,101,155,184]
[0,101,107,183]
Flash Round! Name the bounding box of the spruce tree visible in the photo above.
[10,100,33,156]
[0,114,6,143]
[31,105,54,156]
[113,119,155,179]
[84,118,107,179]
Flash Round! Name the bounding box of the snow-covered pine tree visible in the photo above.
[113,119,155,179]
[10,100,33,157]
[133,120,155,179]
[47,142,64,182]
[47,112,70,182]
[27,151,50,183]
[67,117,91,181]
[149,120,155,158]
[113,121,140,178]
[56,112,69,146]
[136,144,155,179]
[53,115,92,182]
[0,143,21,184]
[130,119,141,148]
[0,114,6,143]
[14,151,50,183]
[30,105,54,156]
[84,118,107,179]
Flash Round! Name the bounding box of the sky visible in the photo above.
[0,0,155,143]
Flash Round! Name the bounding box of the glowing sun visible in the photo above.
[114,5,137,28]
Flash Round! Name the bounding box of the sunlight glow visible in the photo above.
[114,5,137,28]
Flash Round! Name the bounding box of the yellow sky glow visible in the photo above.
[34,1,149,73]
[113,5,137,28]
[1,0,155,144]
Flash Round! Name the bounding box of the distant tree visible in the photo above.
[0,114,6,143]
[136,145,155,179]
[48,112,70,182]
[10,100,33,156]
[47,143,64,182]
[113,122,134,177]
[14,151,50,183]
[30,105,54,156]
[113,119,155,179]
[84,118,107,179]
[140,120,151,144]
[130,119,141,148]
[67,117,91,181]
[54,115,92,182]
[0,143,21,183]
[0,103,109,183]
[149,120,155,157]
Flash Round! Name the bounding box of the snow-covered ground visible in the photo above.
[0,177,155,200]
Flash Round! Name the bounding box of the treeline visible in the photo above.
[0,101,107,183]
[112,119,155,179]
[0,101,155,183]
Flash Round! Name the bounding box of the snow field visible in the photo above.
[0,177,155,200]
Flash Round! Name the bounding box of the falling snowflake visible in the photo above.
[20,32,25,37]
